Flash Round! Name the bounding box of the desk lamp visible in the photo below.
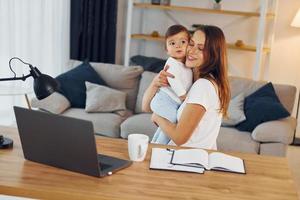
[291,8,300,145]
[0,57,59,149]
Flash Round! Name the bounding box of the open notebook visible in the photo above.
[150,148,204,174]
[170,149,246,174]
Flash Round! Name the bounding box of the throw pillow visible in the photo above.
[221,93,246,126]
[30,92,70,114]
[85,82,127,113]
[130,55,166,73]
[236,82,290,132]
[56,61,106,108]
[89,62,143,111]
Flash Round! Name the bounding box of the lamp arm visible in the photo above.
[0,73,32,82]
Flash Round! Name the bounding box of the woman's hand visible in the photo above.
[151,113,159,127]
[152,65,175,88]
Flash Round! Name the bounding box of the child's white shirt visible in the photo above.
[160,57,193,104]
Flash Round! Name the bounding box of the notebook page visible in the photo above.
[150,148,204,173]
[171,149,209,169]
[208,152,245,173]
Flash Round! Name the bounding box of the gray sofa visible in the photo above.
[32,61,297,157]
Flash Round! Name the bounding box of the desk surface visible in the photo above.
[0,126,298,200]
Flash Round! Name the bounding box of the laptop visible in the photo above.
[14,106,132,177]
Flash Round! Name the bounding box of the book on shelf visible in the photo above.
[150,148,246,174]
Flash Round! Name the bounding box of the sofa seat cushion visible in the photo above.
[120,113,157,139]
[217,127,259,154]
[61,108,124,138]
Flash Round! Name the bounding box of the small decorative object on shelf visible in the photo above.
[213,0,222,10]
[151,31,160,37]
[151,0,160,5]
[235,40,245,47]
[160,0,171,6]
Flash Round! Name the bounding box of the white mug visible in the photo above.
[128,134,149,162]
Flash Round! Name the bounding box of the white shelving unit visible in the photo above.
[124,0,278,81]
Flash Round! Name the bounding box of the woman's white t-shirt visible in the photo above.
[168,78,222,150]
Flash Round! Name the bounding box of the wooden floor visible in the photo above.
[287,145,300,199]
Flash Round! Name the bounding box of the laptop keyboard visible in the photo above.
[99,162,112,171]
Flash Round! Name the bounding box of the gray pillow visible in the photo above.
[30,92,70,114]
[222,93,246,126]
[89,62,143,111]
[85,82,127,113]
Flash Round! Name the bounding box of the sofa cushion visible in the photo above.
[251,117,296,145]
[229,76,266,98]
[236,82,290,132]
[221,93,246,126]
[88,62,143,111]
[217,127,259,154]
[31,92,70,114]
[56,61,106,108]
[273,84,296,113]
[130,55,166,73]
[85,82,127,113]
[135,71,157,113]
[120,113,157,139]
[61,108,124,138]
[229,76,296,113]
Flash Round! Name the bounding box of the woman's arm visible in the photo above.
[141,80,159,113]
[152,103,206,145]
[141,66,174,112]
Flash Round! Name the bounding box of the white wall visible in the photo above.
[116,0,300,136]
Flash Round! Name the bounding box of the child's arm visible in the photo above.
[142,66,174,112]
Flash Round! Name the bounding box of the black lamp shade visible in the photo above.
[34,74,59,100]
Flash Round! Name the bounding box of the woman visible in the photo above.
[142,25,230,150]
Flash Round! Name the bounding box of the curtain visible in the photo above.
[0,0,70,126]
[70,0,118,63]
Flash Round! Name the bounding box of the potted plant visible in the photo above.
[213,0,222,10]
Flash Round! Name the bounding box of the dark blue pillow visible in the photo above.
[130,55,166,73]
[235,82,290,132]
[56,62,106,108]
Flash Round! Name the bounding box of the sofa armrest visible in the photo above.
[251,117,297,144]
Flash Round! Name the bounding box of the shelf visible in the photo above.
[133,3,275,19]
[131,34,270,53]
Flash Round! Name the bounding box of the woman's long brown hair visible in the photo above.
[194,25,230,117]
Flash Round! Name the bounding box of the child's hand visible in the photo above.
[153,65,175,88]
[179,94,187,102]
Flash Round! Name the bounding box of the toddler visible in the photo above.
[151,24,193,144]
